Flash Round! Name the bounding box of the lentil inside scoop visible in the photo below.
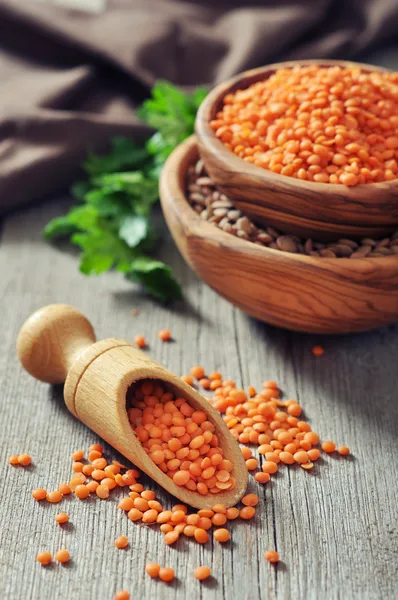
[127,379,235,494]
[187,160,398,258]
[211,65,398,185]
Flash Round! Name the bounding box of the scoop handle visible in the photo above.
[16,304,96,384]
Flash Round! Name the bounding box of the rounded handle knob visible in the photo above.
[17,304,96,384]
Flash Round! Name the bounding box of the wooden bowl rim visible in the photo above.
[162,135,398,269]
[196,59,398,196]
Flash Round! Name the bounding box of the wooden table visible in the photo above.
[1,54,398,600]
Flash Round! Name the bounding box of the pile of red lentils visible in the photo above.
[211,64,398,185]
[10,352,350,599]
[127,379,235,495]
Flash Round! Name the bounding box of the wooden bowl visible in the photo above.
[159,136,398,334]
[195,60,398,240]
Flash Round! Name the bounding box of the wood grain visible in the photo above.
[195,59,398,238]
[0,196,398,600]
[17,305,248,509]
[160,136,398,334]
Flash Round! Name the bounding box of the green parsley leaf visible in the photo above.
[126,257,182,302]
[43,80,207,301]
[84,137,151,176]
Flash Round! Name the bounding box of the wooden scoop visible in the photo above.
[16,304,248,509]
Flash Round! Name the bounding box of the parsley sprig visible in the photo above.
[44,82,207,302]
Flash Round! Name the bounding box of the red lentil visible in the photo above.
[146,562,161,577]
[36,552,52,566]
[72,450,84,461]
[195,566,211,580]
[214,528,230,542]
[32,488,47,501]
[312,346,325,357]
[58,483,71,495]
[242,493,259,507]
[255,472,270,484]
[159,567,175,583]
[55,513,69,524]
[89,443,103,453]
[265,550,279,563]
[18,454,32,466]
[47,490,63,504]
[96,484,110,499]
[87,481,99,493]
[158,329,172,342]
[322,441,336,453]
[75,485,90,499]
[115,592,130,600]
[240,506,255,520]
[55,549,70,563]
[190,366,205,380]
[338,445,350,455]
[194,528,209,544]
[134,335,146,349]
[115,536,129,549]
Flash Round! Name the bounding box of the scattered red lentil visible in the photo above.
[338,445,350,455]
[89,443,103,453]
[75,485,90,499]
[240,506,256,520]
[265,550,279,563]
[18,454,32,466]
[96,484,110,499]
[308,448,321,461]
[115,536,129,549]
[36,552,52,566]
[114,591,130,600]
[8,455,19,465]
[87,480,99,493]
[159,567,175,582]
[214,528,230,543]
[134,335,146,349]
[72,449,84,461]
[226,507,240,520]
[195,566,211,580]
[32,488,47,501]
[242,493,259,507]
[199,378,210,389]
[145,562,161,578]
[322,441,336,453]
[190,366,205,380]
[158,329,172,342]
[255,472,270,484]
[55,549,70,564]
[47,490,63,504]
[55,513,69,524]
[58,483,71,495]
[194,528,209,544]
[181,375,194,386]
[72,461,84,473]
[312,346,325,357]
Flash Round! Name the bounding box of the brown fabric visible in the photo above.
[0,0,397,213]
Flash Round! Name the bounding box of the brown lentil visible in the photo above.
[187,161,398,257]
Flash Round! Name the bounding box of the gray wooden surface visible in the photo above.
[1,196,398,600]
[1,47,398,600]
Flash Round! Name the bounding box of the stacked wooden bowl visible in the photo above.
[160,61,398,334]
